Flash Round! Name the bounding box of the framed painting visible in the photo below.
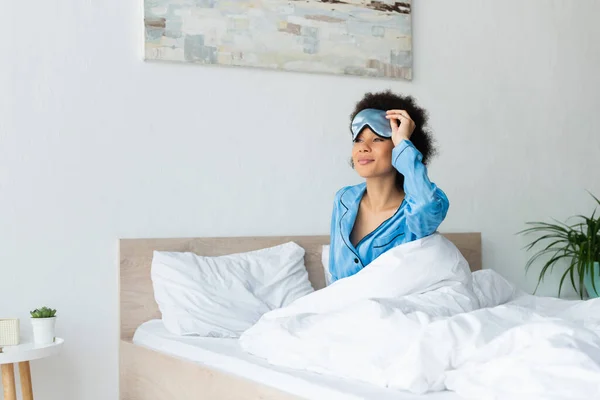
[144,0,412,80]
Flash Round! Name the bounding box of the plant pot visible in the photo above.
[31,317,56,345]
[583,261,600,299]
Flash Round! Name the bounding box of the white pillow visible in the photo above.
[321,245,332,286]
[151,241,314,338]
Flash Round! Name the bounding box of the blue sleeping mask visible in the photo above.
[351,108,393,141]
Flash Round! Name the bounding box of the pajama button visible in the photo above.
[354,258,359,263]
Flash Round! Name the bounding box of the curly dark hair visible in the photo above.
[349,90,437,165]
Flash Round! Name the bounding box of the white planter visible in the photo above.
[31,317,56,345]
[0,318,20,346]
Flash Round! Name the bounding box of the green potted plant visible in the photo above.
[519,192,600,299]
[30,307,57,344]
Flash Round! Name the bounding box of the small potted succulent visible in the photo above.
[30,307,57,344]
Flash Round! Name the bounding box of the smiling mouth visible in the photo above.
[357,159,374,165]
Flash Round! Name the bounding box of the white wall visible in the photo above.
[1,1,599,398]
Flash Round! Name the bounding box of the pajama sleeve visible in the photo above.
[392,140,449,238]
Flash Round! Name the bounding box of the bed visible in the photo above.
[119,233,482,400]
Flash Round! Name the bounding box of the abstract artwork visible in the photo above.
[144,1,412,80]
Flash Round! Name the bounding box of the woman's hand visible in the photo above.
[386,110,416,146]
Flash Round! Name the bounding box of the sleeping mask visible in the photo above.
[351,108,393,141]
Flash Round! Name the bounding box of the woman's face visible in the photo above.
[352,128,395,179]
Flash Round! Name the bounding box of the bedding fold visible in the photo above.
[239,234,600,399]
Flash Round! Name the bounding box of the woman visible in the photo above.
[328,90,449,283]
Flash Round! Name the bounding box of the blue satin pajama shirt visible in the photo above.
[328,139,449,283]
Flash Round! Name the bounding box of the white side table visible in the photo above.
[0,338,64,400]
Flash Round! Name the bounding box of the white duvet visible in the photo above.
[239,234,600,400]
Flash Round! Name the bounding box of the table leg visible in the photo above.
[1,363,17,400]
[19,361,34,400]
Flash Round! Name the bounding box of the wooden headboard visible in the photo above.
[119,233,481,340]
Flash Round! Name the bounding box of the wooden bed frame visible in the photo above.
[119,233,482,400]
